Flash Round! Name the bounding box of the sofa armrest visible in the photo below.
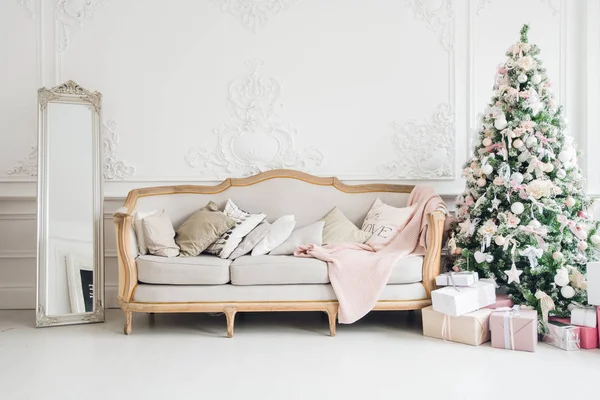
[114,211,138,305]
[421,209,447,298]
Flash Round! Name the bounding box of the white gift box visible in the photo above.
[431,281,496,317]
[571,307,597,328]
[543,321,580,351]
[588,262,600,306]
[436,271,479,287]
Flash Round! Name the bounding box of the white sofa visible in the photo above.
[113,169,446,337]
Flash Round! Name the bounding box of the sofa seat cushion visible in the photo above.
[137,255,231,285]
[229,255,423,286]
[388,256,423,284]
[231,255,329,285]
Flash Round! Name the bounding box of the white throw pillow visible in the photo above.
[133,210,159,255]
[251,215,296,256]
[269,221,324,255]
[229,222,271,260]
[205,199,266,259]
[361,199,416,250]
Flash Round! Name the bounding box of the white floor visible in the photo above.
[0,309,598,400]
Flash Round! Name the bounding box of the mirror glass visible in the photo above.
[46,103,94,316]
[36,81,104,327]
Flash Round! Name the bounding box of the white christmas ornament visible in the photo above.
[556,169,566,179]
[495,118,508,130]
[578,241,588,251]
[518,73,528,83]
[511,202,524,215]
[544,163,554,173]
[552,251,563,260]
[477,178,487,187]
[482,137,492,147]
[511,172,524,184]
[531,74,542,85]
[504,262,523,284]
[529,220,541,229]
[561,285,575,299]
[526,136,537,147]
[474,251,487,263]
[481,164,493,175]
[567,303,576,312]
[558,148,575,163]
[565,197,576,208]
[513,139,524,149]
[554,269,570,287]
[590,235,600,246]
[495,236,506,246]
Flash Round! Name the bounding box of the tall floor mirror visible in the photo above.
[36,81,104,327]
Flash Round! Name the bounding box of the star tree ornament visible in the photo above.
[504,262,523,284]
[451,25,600,331]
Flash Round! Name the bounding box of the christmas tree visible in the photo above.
[452,25,600,332]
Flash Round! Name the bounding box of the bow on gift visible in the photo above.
[519,246,544,270]
[557,215,588,240]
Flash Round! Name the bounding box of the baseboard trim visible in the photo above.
[0,285,119,310]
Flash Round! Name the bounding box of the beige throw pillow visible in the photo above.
[142,212,180,257]
[321,207,371,245]
[361,198,417,250]
[175,201,236,257]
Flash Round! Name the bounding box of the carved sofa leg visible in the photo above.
[325,303,338,337]
[224,306,237,338]
[124,310,132,335]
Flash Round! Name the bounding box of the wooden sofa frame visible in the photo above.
[113,169,446,337]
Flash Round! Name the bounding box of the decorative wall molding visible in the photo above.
[103,120,135,180]
[379,103,455,179]
[55,0,105,53]
[7,146,37,177]
[406,0,455,51]
[211,0,299,32]
[17,0,35,18]
[186,60,323,178]
[477,0,560,16]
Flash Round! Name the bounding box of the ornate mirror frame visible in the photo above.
[36,81,105,327]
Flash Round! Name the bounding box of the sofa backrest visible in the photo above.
[121,170,414,251]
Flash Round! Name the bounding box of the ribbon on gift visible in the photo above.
[495,305,521,350]
[519,245,544,270]
[441,314,452,341]
[447,272,461,292]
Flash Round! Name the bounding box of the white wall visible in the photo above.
[0,0,598,309]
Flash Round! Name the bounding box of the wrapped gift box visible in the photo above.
[490,307,537,352]
[571,307,597,328]
[543,321,580,351]
[422,306,492,346]
[485,294,514,309]
[436,271,479,287]
[551,317,598,349]
[588,262,600,305]
[431,281,496,317]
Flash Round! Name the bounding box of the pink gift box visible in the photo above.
[485,294,514,309]
[490,308,537,352]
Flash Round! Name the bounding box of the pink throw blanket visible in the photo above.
[294,185,446,323]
